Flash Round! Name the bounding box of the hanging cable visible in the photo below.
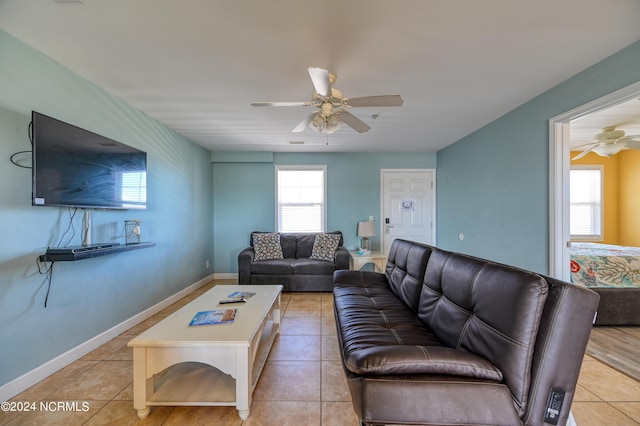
[43,261,55,308]
[9,120,33,168]
[36,256,55,308]
[10,151,32,168]
[57,208,78,248]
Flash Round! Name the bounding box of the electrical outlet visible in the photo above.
[205,260,210,269]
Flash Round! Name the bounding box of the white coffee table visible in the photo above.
[127,284,282,420]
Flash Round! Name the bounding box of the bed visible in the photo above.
[570,242,640,325]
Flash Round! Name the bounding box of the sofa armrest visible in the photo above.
[238,247,255,285]
[335,246,352,270]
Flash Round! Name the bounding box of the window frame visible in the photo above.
[275,165,327,233]
[569,165,604,241]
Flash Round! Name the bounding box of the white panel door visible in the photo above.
[381,170,435,256]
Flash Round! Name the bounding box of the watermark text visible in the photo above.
[1,401,90,412]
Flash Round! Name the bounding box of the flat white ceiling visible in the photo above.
[0,0,639,152]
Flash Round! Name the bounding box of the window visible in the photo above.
[276,166,326,232]
[570,166,603,240]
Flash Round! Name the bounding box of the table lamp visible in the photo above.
[357,221,376,254]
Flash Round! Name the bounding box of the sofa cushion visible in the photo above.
[250,258,295,275]
[279,233,298,258]
[295,234,316,258]
[385,239,432,312]
[296,231,344,258]
[417,247,548,414]
[345,345,502,380]
[310,233,341,262]
[252,232,284,261]
[293,258,337,275]
[334,285,450,377]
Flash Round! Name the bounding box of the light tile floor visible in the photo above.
[1,279,639,425]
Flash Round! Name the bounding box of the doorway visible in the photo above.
[549,81,640,280]
[380,169,435,256]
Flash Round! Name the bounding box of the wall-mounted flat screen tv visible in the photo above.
[32,111,147,210]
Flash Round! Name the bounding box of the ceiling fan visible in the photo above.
[572,126,640,160]
[251,67,403,134]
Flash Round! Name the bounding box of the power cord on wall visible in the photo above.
[36,257,55,308]
[10,151,32,168]
[57,208,78,248]
[9,121,33,169]
[36,208,79,308]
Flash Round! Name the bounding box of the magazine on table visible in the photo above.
[227,291,256,299]
[189,309,237,326]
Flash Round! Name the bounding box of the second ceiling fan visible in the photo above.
[251,67,403,134]
[572,126,640,160]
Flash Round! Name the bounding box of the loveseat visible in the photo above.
[238,231,351,292]
[333,239,599,426]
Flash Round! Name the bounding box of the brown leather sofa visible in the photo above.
[333,239,599,426]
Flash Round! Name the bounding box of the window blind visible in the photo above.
[276,167,326,233]
[570,168,602,238]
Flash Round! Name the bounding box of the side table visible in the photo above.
[349,251,387,272]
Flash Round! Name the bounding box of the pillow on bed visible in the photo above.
[253,233,284,261]
[310,233,341,262]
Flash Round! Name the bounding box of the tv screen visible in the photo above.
[32,111,147,210]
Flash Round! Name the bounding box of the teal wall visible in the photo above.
[436,40,640,274]
[0,31,214,386]
[212,152,437,273]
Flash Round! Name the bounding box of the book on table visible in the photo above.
[189,309,237,326]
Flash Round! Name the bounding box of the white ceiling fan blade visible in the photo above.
[251,101,311,107]
[622,138,640,150]
[346,95,404,107]
[307,67,331,97]
[339,111,370,133]
[292,112,318,132]
[571,147,595,160]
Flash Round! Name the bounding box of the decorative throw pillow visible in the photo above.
[253,233,284,261]
[310,233,341,262]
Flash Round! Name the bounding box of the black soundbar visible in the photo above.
[40,242,155,262]
[45,243,120,255]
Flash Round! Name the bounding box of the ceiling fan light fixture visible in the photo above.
[325,114,343,133]
[307,113,343,134]
[309,114,326,133]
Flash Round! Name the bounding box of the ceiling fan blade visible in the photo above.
[346,95,404,107]
[339,111,371,133]
[292,112,318,132]
[622,138,640,150]
[251,101,311,107]
[571,147,595,161]
[307,67,331,97]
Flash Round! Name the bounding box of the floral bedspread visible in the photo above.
[570,242,640,288]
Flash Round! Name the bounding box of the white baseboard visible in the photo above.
[0,273,215,402]
[213,272,238,280]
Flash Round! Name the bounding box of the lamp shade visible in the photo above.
[357,221,376,237]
